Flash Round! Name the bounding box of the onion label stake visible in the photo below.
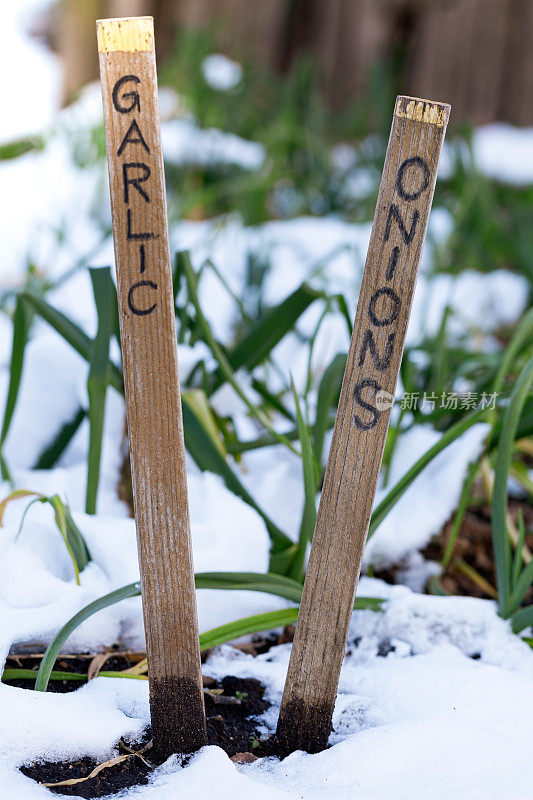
[276,96,450,756]
[97,16,207,758]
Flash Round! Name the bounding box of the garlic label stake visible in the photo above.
[277,96,450,756]
[97,16,206,758]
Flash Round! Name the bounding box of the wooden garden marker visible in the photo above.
[276,96,450,755]
[97,17,207,758]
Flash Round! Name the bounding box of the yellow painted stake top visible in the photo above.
[395,95,450,127]
[96,16,154,53]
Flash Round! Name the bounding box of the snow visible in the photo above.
[439,123,533,185]
[2,580,533,799]
[1,4,533,799]
[470,124,533,185]
[365,423,489,568]
[162,119,265,170]
[0,467,286,660]
[0,1,59,142]
[202,54,243,91]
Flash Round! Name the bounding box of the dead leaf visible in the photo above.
[231,752,259,764]
[41,742,152,788]
[87,651,112,681]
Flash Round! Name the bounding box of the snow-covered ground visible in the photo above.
[1,3,533,799]
[2,574,532,799]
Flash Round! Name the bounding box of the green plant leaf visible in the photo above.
[510,557,533,612]
[182,390,293,557]
[3,669,89,683]
[492,306,533,399]
[199,607,299,651]
[312,352,345,465]
[369,407,487,538]
[0,491,90,585]
[181,252,298,454]
[35,582,141,691]
[0,296,30,479]
[492,354,533,618]
[0,489,43,526]
[47,494,91,583]
[512,508,526,586]
[0,134,44,161]
[290,380,317,580]
[250,378,295,422]
[19,291,123,393]
[34,407,86,470]
[34,575,384,691]
[195,571,303,602]
[184,389,226,457]
[511,604,533,635]
[442,459,479,568]
[86,268,114,514]
[211,282,323,390]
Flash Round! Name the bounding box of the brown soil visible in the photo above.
[423,497,533,600]
[9,629,300,798]
[19,674,271,797]
[4,649,145,692]
[370,493,533,602]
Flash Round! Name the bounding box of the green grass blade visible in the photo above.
[182,390,292,554]
[312,352,345,466]
[369,407,487,538]
[290,381,317,580]
[512,508,526,586]
[442,459,479,568]
[492,306,533,399]
[2,669,88,683]
[34,407,86,469]
[19,291,123,393]
[0,296,30,478]
[492,354,533,618]
[511,604,533,634]
[195,571,303,602]
[199,608,299,650]
[211,282,323,389]
[86,268,113,514]
[182,252,298,454]
[34,582,141,691]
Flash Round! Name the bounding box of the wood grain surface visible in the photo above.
[97,16,207,758]
[276,95,450,756]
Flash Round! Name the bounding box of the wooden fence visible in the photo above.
[60,0,533,125]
